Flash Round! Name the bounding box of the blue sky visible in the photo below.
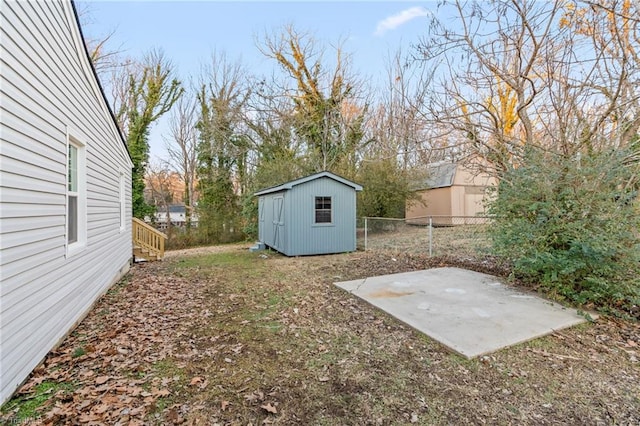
[79,1,439,161]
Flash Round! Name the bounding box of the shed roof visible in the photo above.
[254,171,363,196]
[414,162,458,190]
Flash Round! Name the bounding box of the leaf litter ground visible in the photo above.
[2,245,639,425]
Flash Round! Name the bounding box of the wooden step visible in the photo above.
[133,246,159,262]
[132,218,166,262]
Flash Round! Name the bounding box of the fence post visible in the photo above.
[364,217,368,251]
[428,216,433,257]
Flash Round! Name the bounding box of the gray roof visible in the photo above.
[416,162,458,190]
[254,171,363,196]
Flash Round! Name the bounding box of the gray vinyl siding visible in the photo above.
[258,191,286,253]
[286,178,357,255]
[256,174,360,256]
[0,0,133,404]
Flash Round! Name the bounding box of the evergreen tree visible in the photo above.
[195,53,250,243]
[113,50,183,219]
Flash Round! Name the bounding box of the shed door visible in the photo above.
[272,196,284,250]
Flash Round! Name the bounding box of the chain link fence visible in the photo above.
[357,216,492,257]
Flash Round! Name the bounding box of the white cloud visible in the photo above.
[374,6,432,36]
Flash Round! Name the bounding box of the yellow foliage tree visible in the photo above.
[487,79,519,139]
[261,25,366,175]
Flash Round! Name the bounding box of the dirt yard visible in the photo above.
[2,245,639,425]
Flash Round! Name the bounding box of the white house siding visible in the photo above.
[0,0,133,404]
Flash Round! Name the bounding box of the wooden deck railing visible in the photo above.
[132,217,167,260]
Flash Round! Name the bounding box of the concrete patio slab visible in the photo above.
[335,267,591,359]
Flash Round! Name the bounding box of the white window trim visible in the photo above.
[119,170,126,232]
[313,195,334,226]
[66,130,87,257]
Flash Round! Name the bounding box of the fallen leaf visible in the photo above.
[95,376,110,385]
[77,400,91,410]
[166,408,181,424]
[261,403,277,414]
[221,400,230,411]
[190,377,203,385]
[91,403,110,414]
[153,388,171,397]
[78,413,99,422]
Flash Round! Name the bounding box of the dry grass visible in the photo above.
[359,221,491,257]
[2,246,639,425]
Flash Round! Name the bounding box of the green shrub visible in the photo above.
[488,147,639,315]
[356,158,422,218]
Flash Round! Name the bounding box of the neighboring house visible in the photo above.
[406,159,497,225]
[154,204,199,230]
[0,0,133,404]
[144,171,199,207]
[255,172,363,256]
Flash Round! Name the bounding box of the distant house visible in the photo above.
[154,204,199,230]
[0,0,133,404]
[255,172,363,256]
[406,159,496,225]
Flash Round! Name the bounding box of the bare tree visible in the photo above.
[559,0,639,151]
[196,51,252,242]
[165,94,198,229]
[259,25,369,176]
[414,0,564,175]
[109,49,183,218]
[242,75,307,190]
[364,48,442,169]
[414,0,639,175]
[111,50,183,139]
[76,3,124,75]
[145,161,175,230]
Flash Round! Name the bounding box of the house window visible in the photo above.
[119,171,126,231]
[68,144,78,243]
[67,134,86,255]
[315,196,332,224]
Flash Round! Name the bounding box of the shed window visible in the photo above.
[315,196,332,223]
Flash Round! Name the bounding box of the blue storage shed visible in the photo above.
[255,172,363,256]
